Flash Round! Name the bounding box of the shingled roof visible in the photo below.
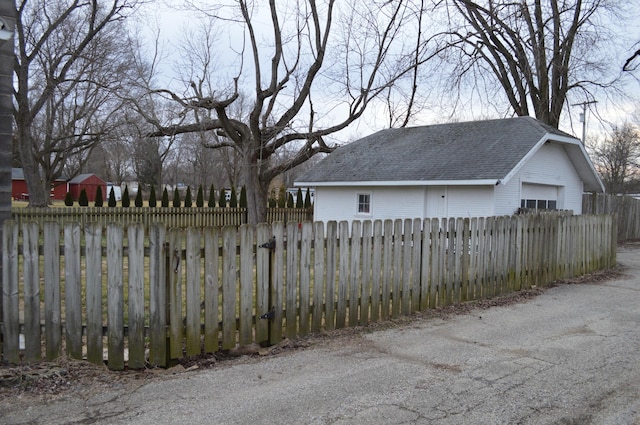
[297,117,603,191]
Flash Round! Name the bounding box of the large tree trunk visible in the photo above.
[15,125,48,207]
[242,151,268,225]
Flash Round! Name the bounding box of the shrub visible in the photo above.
[122,186,130,207]
[218,188,227,207]
[239,186,247,208]
[94,186,103,207]
[149,185,157,207]
[208,184,216,207]
[304,188,312,208]
[196,185,204,207]
[108,188,116,207]
[287,193,294,208]
[184,186,192,207]
[278,185,286,208]
[173,188,181,207]
[296,188,304,208]
[135,189,143,207]
[64,191,74,206]
[78,188,89,207]
[161,188,169,207]
[229,187,237,208]
[268,189,277,207]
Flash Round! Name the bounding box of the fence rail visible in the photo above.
[0,214,616,369]
[10,206,313,228]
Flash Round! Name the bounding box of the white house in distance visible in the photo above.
[294,117,604,225]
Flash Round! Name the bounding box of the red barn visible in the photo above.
[68,174,107,202]
[12,168,67,201]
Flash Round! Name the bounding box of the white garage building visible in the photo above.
[295,117,604,226]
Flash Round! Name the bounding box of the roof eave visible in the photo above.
[295,179,500,187]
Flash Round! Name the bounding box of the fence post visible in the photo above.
[256,224,273,345]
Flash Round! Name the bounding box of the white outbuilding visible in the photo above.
[295,117,604,226]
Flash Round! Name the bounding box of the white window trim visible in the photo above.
[356,192,372,216]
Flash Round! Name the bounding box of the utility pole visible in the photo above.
[572,100,598,144]
[0,3,15,343]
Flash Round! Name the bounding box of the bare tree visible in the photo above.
[591,123,640,194]
[624,44,640,72]
[137,0,434,224]
[13,0,140,206]
[442,0,624,128]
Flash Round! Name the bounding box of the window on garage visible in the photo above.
[357,193,371,214]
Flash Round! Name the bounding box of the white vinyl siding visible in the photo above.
[496,142,583,215]
[446,186,495,217]
[313,186,425,226]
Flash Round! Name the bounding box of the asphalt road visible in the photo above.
[3,245,640,425]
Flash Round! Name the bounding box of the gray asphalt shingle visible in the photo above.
[297,117,575,183]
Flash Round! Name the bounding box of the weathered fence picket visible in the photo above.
[85,223,103,365]
[239,225,254,346]
[128,224,146,369]
[107,223,125,371]
[23,222,40,362]
[1,214,617,369]
[44,222,61,360]
[64,223,82,360]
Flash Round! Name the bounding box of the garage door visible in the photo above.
[521,183,558,210]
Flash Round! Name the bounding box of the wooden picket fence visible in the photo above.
[10,206,313,229]
[0,214,616,369]
[582,193,640,241]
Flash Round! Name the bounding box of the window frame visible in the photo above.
[520,198,558,211]
[356,192,371,215]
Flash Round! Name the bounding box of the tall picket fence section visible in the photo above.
[583,193,640,241]
[10,207,313,229]
[1,214,615,369]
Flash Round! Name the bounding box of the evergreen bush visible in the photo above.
[94,186,103,207]
[64,191,74,206]
[135,189,143,207]
[229,187,237,208]
[208,184,216,207]
[184,186,192,207]
[78,188,89,206]
[196,185,204,207]
[239,186,247,208]
[108,188,116,207]
[149,186,157,207]
[161,188,169,207]
[304,188,312,208]
[296,188,304,208]
[287,193,294,208]
[173,188,181,207]
[278,185,286,208]
[218,188,227,207]
[122,186,130,207]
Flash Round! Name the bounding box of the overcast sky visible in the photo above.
[137,1,640,145]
